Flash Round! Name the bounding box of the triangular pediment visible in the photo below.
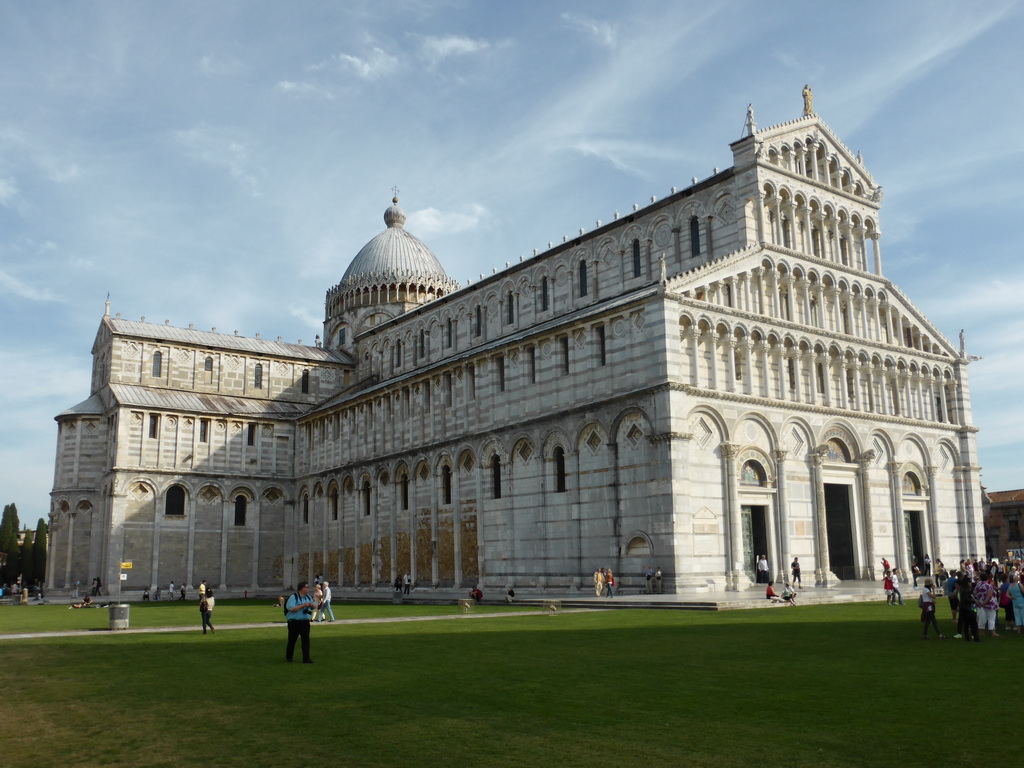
[733,113,880,204]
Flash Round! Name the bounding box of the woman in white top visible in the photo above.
[200,589,215,635]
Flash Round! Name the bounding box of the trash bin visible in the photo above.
[108,604,130,630]
[391,593,403,605]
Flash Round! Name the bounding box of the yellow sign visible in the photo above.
[120,561,133,570]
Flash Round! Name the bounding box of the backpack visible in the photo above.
[283,592,300,617]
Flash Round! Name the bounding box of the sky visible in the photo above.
[1,1,1022,526]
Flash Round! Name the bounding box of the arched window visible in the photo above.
[442,466,452,505]
[234,495,247,526]
[165,486,185,516]
[491,454,502,499]
[152,351,162,377]
[506,291,515,325]
[301,369,310,394]
[632,239,642,277]
[741,460,767,486]
[579,261,588,297]
[361,480,371,516]
[902,472,922,495]
[690,217,701,257]
[338,326,347,346]
[445,318,454,348]
[254,363,263,390]
[329,487,339,521]
[554,446,567,493]
[541,278,549,311]
[204,356,214,384]
[399,474,409,510]
[302,495,309,524]
[474,306,483,337]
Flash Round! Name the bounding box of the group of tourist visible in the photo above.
[593,567,616,597]
[914,556,1024,641]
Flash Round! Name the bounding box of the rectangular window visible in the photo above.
[148,414,160,439]
[247,423,256,446]
[632,239,642,278]
[497,355,506,392]
[445,372,453,407]
[474,306,483,337]
[254,363,263,389]
[541,279,549,311]
[596,326,607,367]
[561,336,570,375]
[199,419,209,443]
[528,346,537,384]
[446,318,453,348]
[467,364,476,400]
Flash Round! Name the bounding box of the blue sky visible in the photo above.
[1,1,1022,526]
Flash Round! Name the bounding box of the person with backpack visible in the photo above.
[200,589,215,635]
[284,581,316,663]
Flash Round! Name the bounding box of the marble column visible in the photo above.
[721,442,744,591]
[774,449,791,583]
[810,446,831,586]
[857,451,877,580]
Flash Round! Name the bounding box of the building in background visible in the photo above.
[48,97,985,594]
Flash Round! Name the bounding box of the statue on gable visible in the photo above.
[802,84,813,116]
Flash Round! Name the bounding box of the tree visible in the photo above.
[32,518,47,585]
[19,532,33,586]
[0,503,19,584]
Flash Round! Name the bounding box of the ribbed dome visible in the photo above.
[339,199,453,291]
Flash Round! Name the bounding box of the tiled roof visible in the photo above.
[107,384,310,419]
[989,489,1024,504]
[103,317,352,364]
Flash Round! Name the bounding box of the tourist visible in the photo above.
[957,575,979,642]
[1010,573,1024,635]
[644,565,653,593]
[890,569,905,606]
[69,595,93,609]
[919,580,944,639]
[169,581,175,597]
[179,584,186,601]
[911,559,921,588]
[883,571,894,605]
[974,572,1000,637]
[766,582,783,602]
[200,589,215,634]
[319,580,335,622]
[469,587,483,603]
[1000,573,1015,630]
[403,573,412,595]
[393,574,402,592]
[791,557,802,588]
[654,567,663,593]
[923,553,932,576]
[310,582,324,622]
[604,568,615,598]
[945,570,960,622]
[505,587,515,604]
[142,589,150,601]
[782,582,797,605]
[594,568,605,598]
[284,581,315,663]
[756,555,769,584]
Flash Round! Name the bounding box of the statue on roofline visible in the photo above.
[802,84,813,116]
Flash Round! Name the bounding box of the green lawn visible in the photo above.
[0,600,995,768]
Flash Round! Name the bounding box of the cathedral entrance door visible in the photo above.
[824,484,855,580]
[904,510,924,572]
[741,505,769,582]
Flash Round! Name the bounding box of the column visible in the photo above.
[219,496,229,590]
[857,451,877,580]
[251,497,261,589]
[757,342,770,398]
[453,462,463,588]
[811,446,831,586]
[804,350,818,404]
[687,329,700,386]
[889,462,908,570]
[724,339,737,393]
[925,464,942,569]
[870,233,883,274]
[774,449,791,583]
[63,512,75,589]
[721,443,744,591]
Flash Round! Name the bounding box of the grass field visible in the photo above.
[0,599,1000,768]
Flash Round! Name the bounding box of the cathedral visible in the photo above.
[47,97,985,595]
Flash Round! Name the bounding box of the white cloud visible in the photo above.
[418,35,490,66]
[328,48,399,80]
[275,80,335,100]
[407,204,488,237]
[0,176,17,207]
[288,305,325,335]
[561,13,617,49]
[0,270,58,302]
[175,126,263,196]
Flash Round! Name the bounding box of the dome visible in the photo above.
[339,199,456,293]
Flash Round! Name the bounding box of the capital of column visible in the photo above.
[720,442,741,459]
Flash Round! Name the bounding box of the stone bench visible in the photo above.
[458,599,474,613]
[543,599,562,614]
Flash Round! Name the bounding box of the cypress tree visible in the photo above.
[32,519,47,586]
[0,504,20,584]
[19,532,33,586]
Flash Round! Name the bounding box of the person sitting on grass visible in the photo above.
[766,582,784,603]
[69,595,94,609]
[469,587,483,603]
